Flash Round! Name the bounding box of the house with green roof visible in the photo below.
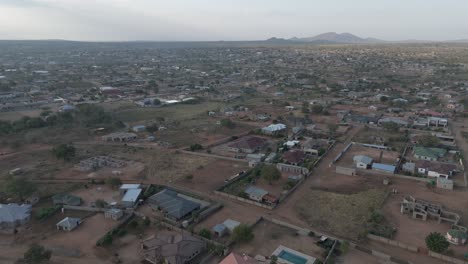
[413,146,446,161]
[446,229,468,245]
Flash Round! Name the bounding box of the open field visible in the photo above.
[295,188,388,240]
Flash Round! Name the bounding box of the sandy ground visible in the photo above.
[174,159,250,193]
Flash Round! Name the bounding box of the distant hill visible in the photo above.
[266,32,385,44]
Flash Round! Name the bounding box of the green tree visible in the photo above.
[190,143,203,151]
[95,199,107,208]
[381,122,399,132]
[106,177,122,189]
[199,228,212,239]
[220,118,235,129]
[327,123,338,137]
[232,224,254,243]
[311,104,324,114]
[22,243,51,264]
[426,232,449,253]
[417,135,440,147]
[260,165,281,184]
[4,176,36,201]
[52,144,76,161]
[301,102,310,113]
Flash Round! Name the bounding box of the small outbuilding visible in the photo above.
[353,155,373,169]
[105,208,124,220]
[212,224,228,237]
[56,217,81,232]
[437,178,454,190]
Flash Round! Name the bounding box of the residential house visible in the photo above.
[415,160,457,179]
[378,117,409,127]
[244,186,268,202]
[132,125,146,133]
[148,189,200,221]
[261,123,287,136]
[141,233,206,264]
[56,217,81,232]
[121,188,142,208]
[227,136,268,153]
[372,163,396,174]
[212,219,241,237]
[446,229,468,245]
[413,147,446,161]
[302,138,328,156]
[0,204,32,231]
[282,150,306,166]
[353,155,373,169]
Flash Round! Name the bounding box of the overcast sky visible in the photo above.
[0,0,467,41]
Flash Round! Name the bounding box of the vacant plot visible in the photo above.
[112,101,223,122]
[79,145,213,183]
[295,188,388,240]
[174,159,249,193]
[233,219,326,262]
[353,127,408,151]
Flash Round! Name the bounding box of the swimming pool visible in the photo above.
[278,250,307,264]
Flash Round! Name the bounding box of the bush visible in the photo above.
[143,218,151,226]
[232,224,254,243]
[189,144,203,151]
[426,232,449,253]
[36,206,59,220]
[95,199,107,208]
[199,228,212,239]
[22,243,51,264]
[106,177,122,189]
[260,165,281,184]
[220,118,235,129]
[52,144,76,161]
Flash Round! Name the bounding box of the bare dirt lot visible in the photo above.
[233,219,326,262]
[174,159,250,193]
[382,178,468,259]
[0,209,117,264]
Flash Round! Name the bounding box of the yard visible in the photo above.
[233,219,326,262]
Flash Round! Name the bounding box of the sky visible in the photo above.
[0,0,467,41]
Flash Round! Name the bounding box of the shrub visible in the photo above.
[232,224,254,243]
[426,232,449,253]
[199,228,212,239]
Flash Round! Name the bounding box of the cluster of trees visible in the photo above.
[0,104,115,135]
[220,118,236,129]
[16,244,51,264]
[52,144,76,161]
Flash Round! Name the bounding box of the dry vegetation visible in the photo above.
[295,188,388,240]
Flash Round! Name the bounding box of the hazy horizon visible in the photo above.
[1,0,467,42]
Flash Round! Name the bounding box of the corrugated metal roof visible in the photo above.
[122,188,142,203]
[372,163,396,173]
